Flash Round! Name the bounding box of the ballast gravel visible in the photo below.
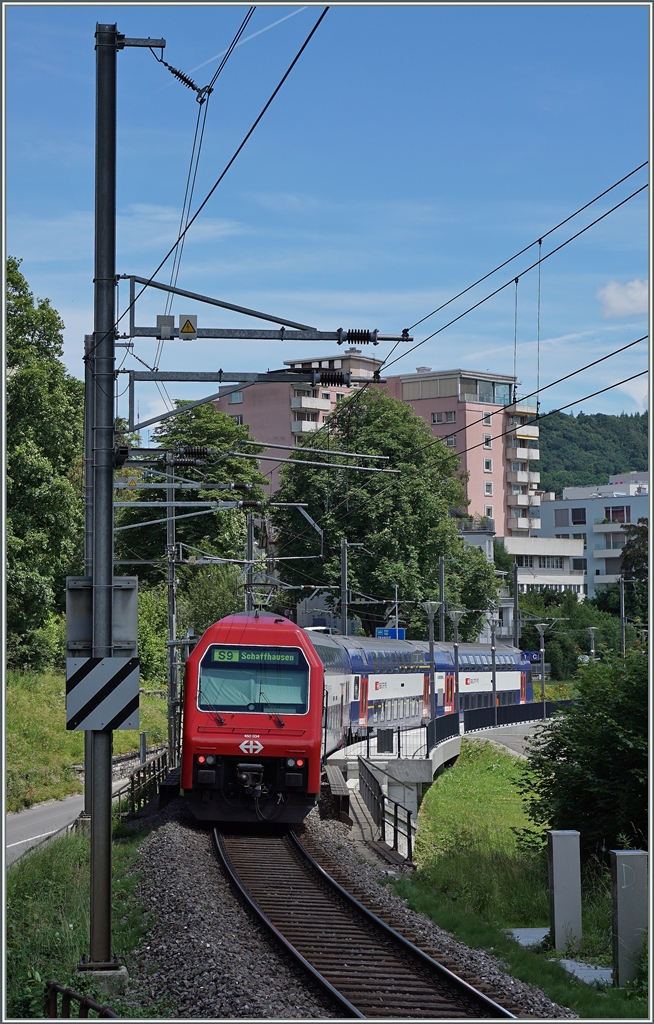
[120,802,340,1019]
[120,799,578,1019]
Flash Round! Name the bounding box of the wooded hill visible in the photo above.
[538,410,648,495]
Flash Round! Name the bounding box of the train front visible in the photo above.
[181,612,323,824]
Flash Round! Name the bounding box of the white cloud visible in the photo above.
[597,279,648,318]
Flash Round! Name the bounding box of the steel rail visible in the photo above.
[213,830,362,1018]
[213,829,516,1018]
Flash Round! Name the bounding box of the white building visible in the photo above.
[500,535,586,599]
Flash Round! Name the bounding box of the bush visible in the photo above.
[519,646,648,858]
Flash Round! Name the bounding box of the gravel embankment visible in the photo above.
[120,802,340,1019]
[120,799,577,1018]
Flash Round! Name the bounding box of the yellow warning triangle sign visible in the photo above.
[180,318,196,334]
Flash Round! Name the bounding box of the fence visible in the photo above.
[114,751,168,816]
[358,756,416,861]
[463,699,575,734]
[427,712,460,751]
[366,724,429,759]
[44,981,117,1018]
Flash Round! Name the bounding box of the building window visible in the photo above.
[484,482,493,496]
[572,558,587,571]
[571,508,586,525]
[485,506,493,518]
[484,458,492,472]
[482,412,491,426]
[605,505,630,523]
[336,393,344,402]
[572,532,587,550]
[229,391,243,404]
[483,434,492,449]
[230,414,243,425]
[555,533,569,539]
[539,556,563,569]
[445,410,456,423]
[445,435,457,447]
[322,392,330,400]
[554,508,569,527]
[516,555,533,567]
[432,412,443,424]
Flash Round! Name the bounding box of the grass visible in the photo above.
[6,669,168,811]
[399,738,648,1018]
[6,815,174,1018]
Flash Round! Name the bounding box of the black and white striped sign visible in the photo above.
[66,657,139,731]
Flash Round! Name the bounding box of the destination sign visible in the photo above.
[211,647,299,665]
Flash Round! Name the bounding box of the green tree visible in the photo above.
[519,645,648,858]
[621,517,648,584]
[518,590,631,678]
[271,389,499,638]
[538,409,648,495]
[6,258,84,666]
[114,401,267,587]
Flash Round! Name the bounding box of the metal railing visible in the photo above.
[463,699,575,733]
[114,750,168,815]
[365,725,430,759]
[358,756,416,861]
[45,981,117,1018]
[426,712,460,751]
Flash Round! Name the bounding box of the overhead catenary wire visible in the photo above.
[87,6,329,365]
[407,160,648,333]
[384,182,649,374]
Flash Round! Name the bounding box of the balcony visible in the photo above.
[291,420,320,433]
[593,520,627,531]
[592,548,624,559]
[507,403,538,417]
[508,518,529,530]
[458,517,495,533]
[507,493,530,506]
[529,518,541,530]
[291,396,331,412]
[506,423,539,440]
[507,446,540,460]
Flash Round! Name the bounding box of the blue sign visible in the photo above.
[522,651,541,663]
[376,628,405,640]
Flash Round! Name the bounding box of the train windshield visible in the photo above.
[198,646,310,715]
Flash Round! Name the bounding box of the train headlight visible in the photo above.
[286,758,296,767]
[205,754,216,765]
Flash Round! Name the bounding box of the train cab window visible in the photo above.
[199,645,309,714]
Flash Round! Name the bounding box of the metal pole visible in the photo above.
[491,620,498,726]
[453,618,460,716]
[620,576,626,657]
[246,513,254,612]
[438,556,445,641]
[90,20,117,966]
[513,560,520,648]
[83,334,95,818]
[166,454,177,766]
[428,611,435,721]
[139,732,147,765]
[341,537,348,636]
[394,584,399,635]
[536,624,547,719]
[588,626,597,661]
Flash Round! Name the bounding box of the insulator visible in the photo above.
[319,370,350,386]
[179,446,208,458]
[166,64,200,92]
[347,329,371,344]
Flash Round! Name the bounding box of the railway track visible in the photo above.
[214,829,516,1019]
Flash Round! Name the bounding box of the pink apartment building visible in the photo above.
[214,350,541,534]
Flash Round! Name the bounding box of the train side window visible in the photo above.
[353,676,360,700]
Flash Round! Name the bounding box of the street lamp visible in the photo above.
[487,614,500,727]
[535,623,548,718]
[448,608,466,718]
[587,626,598,661]
[422,600,442,722]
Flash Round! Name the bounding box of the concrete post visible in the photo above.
[611,850,648,986]
[548,830,582,951]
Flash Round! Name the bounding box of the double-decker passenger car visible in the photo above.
[181,611,532,824]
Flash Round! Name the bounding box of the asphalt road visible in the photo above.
[467,722,540,757]
[6,778,126,866]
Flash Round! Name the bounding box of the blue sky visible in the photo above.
[6,4,649,434]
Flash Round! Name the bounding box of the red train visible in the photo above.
[181,611,324,824]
